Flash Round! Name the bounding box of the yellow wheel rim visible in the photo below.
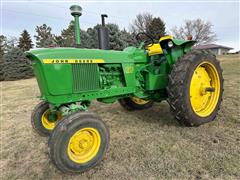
[67,128,101,164]
[130,97,150,105]
[190,61,220,117]
[41,110,62,130]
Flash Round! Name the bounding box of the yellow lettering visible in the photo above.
[43,59,105,64]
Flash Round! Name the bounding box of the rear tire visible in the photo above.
[118,97,154,111]
[167,50,223,126]
[48,111,109,174]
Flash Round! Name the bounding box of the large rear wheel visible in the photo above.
[167,50,223,126]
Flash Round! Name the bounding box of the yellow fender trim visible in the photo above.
[147,44,163,56]
[159,35,173,41]
[147,35,173,56]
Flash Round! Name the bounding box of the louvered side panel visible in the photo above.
[72,64,100,93]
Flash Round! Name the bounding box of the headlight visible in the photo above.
[168,41,174,48]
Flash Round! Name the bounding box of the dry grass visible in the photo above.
[1,55,240,179]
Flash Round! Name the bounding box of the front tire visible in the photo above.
[167,50,223,126]
[31,101,62,136]
[48,112,109,174]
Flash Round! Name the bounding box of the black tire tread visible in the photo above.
[48,111,110,174]
[31,101,50,136]
[167,50,224,126]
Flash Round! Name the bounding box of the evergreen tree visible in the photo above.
[86,24,132,50]
[80,30,90,48]
[2,36,18,59]
[55,21,89,48]
[18,30,33,51]
[107,24,126,50]
[120,29,138,48]
[54,35,64,47]
[147,17,166,41]
[86,26,99,49]
[0,35,6,59]
[3,47,33,80]
[0,35,6,81]
[56,22,139,50]
[59,21,75,47]
[34,24,55,48]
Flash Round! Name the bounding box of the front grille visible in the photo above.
[72,64,100,93]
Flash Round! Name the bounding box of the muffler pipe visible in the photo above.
[98,14,109,50]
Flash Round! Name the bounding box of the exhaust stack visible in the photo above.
[70,5,82,47]
[98,14,109,50]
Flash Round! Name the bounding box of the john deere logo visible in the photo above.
[43,59,105,64]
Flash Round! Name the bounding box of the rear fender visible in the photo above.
[160,38,196,65]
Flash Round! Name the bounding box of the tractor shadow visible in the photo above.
[91,101,179,127]
[120,102,179,127]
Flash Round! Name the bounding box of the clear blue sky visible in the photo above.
[1,0,239,51]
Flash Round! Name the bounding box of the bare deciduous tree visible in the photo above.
[129,13,153,34]
[171,19,217,45]
[129,13,166,42]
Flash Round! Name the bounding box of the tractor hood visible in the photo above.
[25,47,146,64]
[25,47,146,102]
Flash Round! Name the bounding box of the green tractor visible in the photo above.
[26,5,223,173]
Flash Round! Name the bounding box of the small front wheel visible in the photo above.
[31,101,62,136]
[48,112,109,173]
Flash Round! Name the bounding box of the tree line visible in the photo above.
[0,13,216,81]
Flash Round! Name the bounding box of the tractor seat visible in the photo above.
[147,35,173,56]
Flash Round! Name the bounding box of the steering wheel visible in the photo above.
[136,32,154,48]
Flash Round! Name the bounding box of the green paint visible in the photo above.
[74,16,81,45]
[26,40,194,109]
[25,14,195,111]
[48,113,58,122]
[60,103,88,116]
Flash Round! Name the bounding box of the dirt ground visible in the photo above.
[1,55,240,179]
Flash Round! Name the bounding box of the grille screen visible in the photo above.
[72,64,100,93]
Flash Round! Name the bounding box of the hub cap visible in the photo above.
[190,62,220,117]
[131,97,150,105]
[67,128,101,164]
[41,110,62,130]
